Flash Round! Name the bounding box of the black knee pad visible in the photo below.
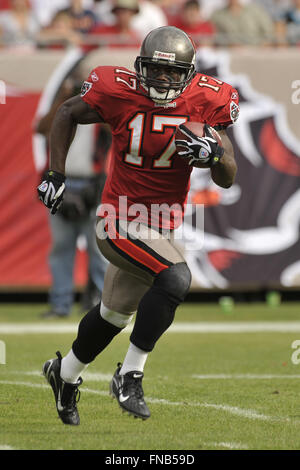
[130,263,191,352]
[154,262,191,303]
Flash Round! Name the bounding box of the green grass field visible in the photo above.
[1,301,300,451]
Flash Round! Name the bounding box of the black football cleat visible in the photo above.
[43,351,82,425]
[109,363,151,420]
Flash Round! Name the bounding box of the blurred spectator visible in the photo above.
[152,0,185,24]
[131,0,168,39]
[30,0,70,28]
[37,8,83,48]
[91,0,141,47]
[93,0,168,39]
[198,0,227,20]
[171,0,215,47]
[69,0,97,33]
[36,70,109,317]
[30,0,95,28]
[210,0,275,46]
[255,0,291,19]
[0,0,40,49]
[0,0,12,9]
[284,0,300,45]
[255,0,291,45]
[92,0,116,25]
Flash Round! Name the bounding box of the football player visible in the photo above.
[38,26,239,424]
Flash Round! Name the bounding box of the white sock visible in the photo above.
[60,349,89,384]
[119,342,149,375]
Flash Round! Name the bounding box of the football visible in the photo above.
[175,121,223,168]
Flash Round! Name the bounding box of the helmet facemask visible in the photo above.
[135,57,195,104]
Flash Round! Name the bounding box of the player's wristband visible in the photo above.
[47,170,66,183]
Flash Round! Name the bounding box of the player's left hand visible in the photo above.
[37,170,66,214]
[175,123,224,167]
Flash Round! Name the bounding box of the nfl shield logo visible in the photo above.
[81,81,92,97]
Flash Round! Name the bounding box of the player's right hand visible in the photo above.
[37,170,66,214]
[175,124,224,167]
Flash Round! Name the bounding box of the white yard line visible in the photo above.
[193,374,300,379]
[20,370,113,382]
[19,370,300,382]
[0,380,108,396]
[204,441,249,450]
[146,396,279,422]
[2,321,300,334]
[0,445,15,450]
[0,379,296,424]
[0,323,78,334]
[199,402,273,421]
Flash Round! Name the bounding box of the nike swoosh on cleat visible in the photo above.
[132,373,143,379]
[57,388,64,412]
[44,360,53,378]
[49,370,57,389]
[119,393,130,403]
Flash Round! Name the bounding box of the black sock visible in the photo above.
[72,303,122,363]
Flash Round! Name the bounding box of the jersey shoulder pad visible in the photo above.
[192,73,234,102]
[82,66,136,98]
[190,73,239,128]
[81,66,138,124]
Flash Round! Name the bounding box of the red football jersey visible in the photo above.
[81,66,239,229]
